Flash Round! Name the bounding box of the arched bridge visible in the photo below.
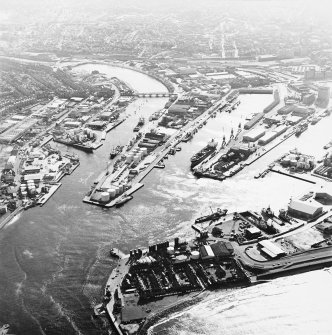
[121,92,177,98]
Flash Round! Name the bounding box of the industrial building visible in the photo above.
[200,245,215,259]
[245,226,262,240]
[287,199,323,220]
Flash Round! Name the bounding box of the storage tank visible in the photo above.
[108,188,116,198]
[126,154,133,163]
[167,246,175,255]
[290,159,297,166]
[140,147,148,156]
[281,158,290,166]
[100,192,110,202]
[304,162,311,170]
[191,251,200,260]
[113,186,120,195]
[133,155,140,164]
[117,184,124,194]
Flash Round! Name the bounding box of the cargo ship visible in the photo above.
[195,208,228,223]
[53,136,94,153]
[110,145,123,159]
[133,117,145,132]
[190,139,218,168]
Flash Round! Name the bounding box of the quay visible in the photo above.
[83,93,230,208]
[98,197,332,335]
[37,183,62,206]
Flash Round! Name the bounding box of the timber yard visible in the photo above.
[2,3,332,334]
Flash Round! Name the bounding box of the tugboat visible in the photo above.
[190,139,218,169]
[195,208,228,224]
[169,148,176,155]
[110,145,123,159]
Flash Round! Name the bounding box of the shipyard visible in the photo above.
[1,1,332,335]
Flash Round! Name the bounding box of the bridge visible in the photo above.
[121,92,177,98]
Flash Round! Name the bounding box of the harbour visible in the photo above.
[1,62,332,335]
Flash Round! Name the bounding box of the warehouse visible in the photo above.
[258,240,286,259]
[287,199,323,221]
[243,128,265,142]
[100,112,112,121]
[258,131,278,145]
[244,113,264,130]
[272,125,288,136]
[245,226,262,240]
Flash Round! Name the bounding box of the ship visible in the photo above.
[182,132,193,142]
[295,123,308,136]
[53,136,94,153]
[110,145,123,159]
[190,139,218,168]
[195,208,228,224]
[323,140,332,150]
[115,195,133,208]
[311,116,320,125]
[133,117,145,132]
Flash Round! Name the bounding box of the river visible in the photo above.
[0,63,331,335]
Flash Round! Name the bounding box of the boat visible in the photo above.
[115,195,133,208]
[110,145,123,159]
[182,132,193,142]
[190,139,218,168]
[311,116,319,125]
[195,208,228,224]
[175,146,182,151]
[323,140,332,150]
[155,161,165,169]
[295,123,308,136]
[261,206,274,218]
[53,136,94,153]
[133,117,145,132]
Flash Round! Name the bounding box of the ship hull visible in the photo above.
[53,138,94,153]
[190,147,216,168]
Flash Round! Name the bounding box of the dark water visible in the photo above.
[1,65,332,335]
